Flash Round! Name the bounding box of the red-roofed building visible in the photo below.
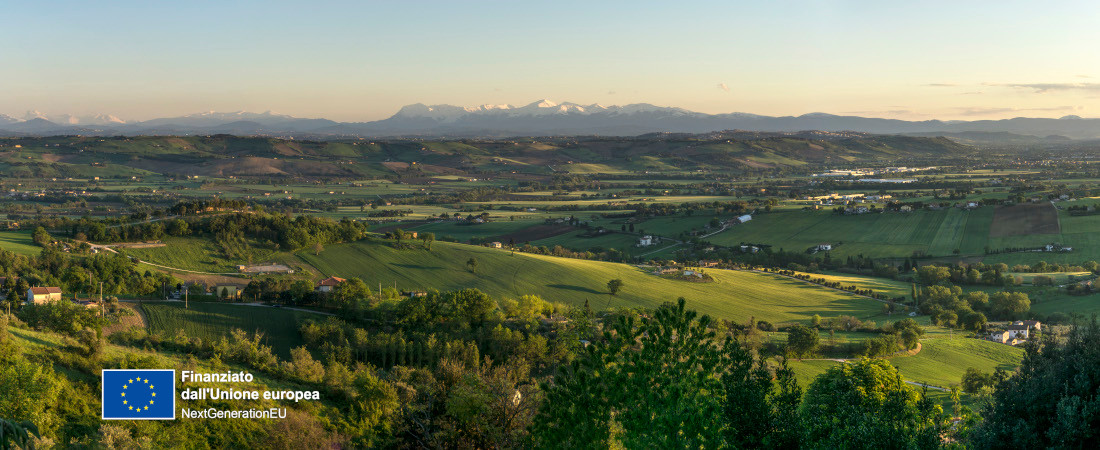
[316,276,347,293]
[26,286,62,305]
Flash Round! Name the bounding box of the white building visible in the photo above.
[737,214,752,223]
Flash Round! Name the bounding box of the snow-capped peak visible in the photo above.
[17,111,126,125]
[388,99,687,121]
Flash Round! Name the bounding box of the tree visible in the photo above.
[606,279,624,296]
[421,232,435,251]
[0,418,39,450]
[802,358,945,448]
[961,311,987,332]
[989,291,1030,319]
[466,257,478,274]
[31,226,51,247]
[916,265,951,285]
[960,368,993,394]
[332,277,371,314]
[894,318,925,350]
[531,298,801,448]
[786,324,819,358]
[312,242,324,256]
[971,321,1100,447]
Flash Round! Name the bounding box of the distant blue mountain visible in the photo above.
[3,101,1100,139]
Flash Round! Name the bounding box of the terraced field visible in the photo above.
[296,239,890,325]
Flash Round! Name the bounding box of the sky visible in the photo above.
[3,0,1100,122]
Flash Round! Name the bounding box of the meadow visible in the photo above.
[889,337,1024,388]
[296,239,890,325]
[0,230,40,256]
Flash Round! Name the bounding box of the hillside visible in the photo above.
[295,239,890,325]
[0,133,973,178]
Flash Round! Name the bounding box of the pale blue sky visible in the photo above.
[3,0,1099,121]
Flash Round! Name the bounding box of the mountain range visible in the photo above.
[2,100,1099,140]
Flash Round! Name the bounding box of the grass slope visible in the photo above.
[139,302,315,357]
[297,239,888,325]
[889,337,1024,388]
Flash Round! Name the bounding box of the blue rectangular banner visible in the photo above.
[102,369,176,420]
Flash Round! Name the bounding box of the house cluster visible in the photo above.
[988,320,1041,345]
[1042,243,1073,252]
[808,243,832,254]
[812,166,931,178]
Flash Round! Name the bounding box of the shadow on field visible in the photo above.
[393,263,444,270]
[548,284,603,294]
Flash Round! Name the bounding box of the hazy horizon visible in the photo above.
[4,0,1099,122]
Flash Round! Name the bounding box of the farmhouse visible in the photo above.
[817,244,833,251]
[637,235,655,247]
[1005,324,1030,340]
[736,214,752,223]
[316,276,347,293]
[988,330,1010,344]
[1015,320,1042,332]
[740,245,760,253]
[26,286,63,305]
[490,241,503,249]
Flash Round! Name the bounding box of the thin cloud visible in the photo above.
[961,91,984,95]
[952,105,1077,116]
[717,83,730,92]
[1000,83,1100,93]
[842,109,917,116]
[924,83,957,87]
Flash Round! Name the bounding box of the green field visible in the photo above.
[296,239,889,325]
[983,212,1100,266]
[140,302,316,357]
[0,230,40,256]
[791,270,912,299]
[890,337,1024,388]
[709,207,995,259]
[117,236,293,273]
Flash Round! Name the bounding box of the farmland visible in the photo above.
[139,301,317,357]
[708,207,996,259]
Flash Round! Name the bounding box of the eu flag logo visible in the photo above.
[101,369,176,420]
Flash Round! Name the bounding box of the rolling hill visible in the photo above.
[295,239,890,325]
[0,133,972,178]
